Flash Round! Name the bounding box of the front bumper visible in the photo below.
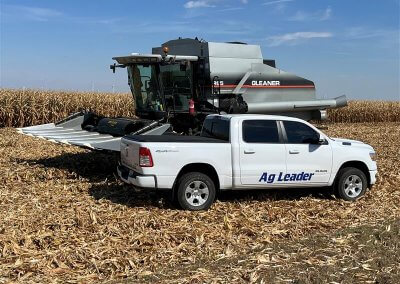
[369,170,377,185]
[117,165,156,189]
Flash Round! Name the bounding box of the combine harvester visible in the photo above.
[18,38,347,151]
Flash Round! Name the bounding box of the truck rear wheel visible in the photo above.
[335,167,367,201]
[176,172,216,211]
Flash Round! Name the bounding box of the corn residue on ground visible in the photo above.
[0,122,399,283]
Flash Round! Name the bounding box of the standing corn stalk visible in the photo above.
[0,89,135,127]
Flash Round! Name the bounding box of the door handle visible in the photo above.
[289,150,299,154]
[244,149,255,154]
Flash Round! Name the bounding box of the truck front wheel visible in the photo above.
[176,172,216,211]
[335,167,368,201]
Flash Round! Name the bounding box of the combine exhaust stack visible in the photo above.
[18,38,347,151]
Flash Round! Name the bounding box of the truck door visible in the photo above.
[239,119,287,187]
[281,120,333,185]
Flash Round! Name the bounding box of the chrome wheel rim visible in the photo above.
[344,174,363,198]
[185,180,209,207]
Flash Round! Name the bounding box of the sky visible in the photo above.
[1,0,399,100]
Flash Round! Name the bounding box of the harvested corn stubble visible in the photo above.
[0,121,399,283]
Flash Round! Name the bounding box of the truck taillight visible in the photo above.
[139,147,153,167]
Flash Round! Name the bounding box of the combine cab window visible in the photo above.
[160,64,192,112]
[128,65,163,112]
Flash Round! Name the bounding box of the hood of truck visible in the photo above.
[331,137,374,151]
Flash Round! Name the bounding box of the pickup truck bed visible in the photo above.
[124,135,228,143]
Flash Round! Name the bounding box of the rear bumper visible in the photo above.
[369,170,377,186]
[117,165,156,189]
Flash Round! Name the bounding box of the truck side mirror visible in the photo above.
[318,137,328,145]
[308,134,324,144]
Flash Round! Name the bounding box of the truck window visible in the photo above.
[201,118,230,141]
[283,121,319,144]
[243,120,280,143]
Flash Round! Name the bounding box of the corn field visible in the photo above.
[0,88,399,127]
[328,100,400,123]
[0,89,134,128]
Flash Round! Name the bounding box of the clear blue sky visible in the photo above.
[1,0,399,100]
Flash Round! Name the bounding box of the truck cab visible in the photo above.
[118,114,377,210]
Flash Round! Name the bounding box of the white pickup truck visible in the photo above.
[118,114,377,210]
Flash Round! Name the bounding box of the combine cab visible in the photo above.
[18,38,347,151]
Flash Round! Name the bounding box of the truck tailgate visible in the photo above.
[120,140,140,170]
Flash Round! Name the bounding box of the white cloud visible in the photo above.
[70,17,119,25]
[218,7,245,12]
[345,27,391,39]
[5,5,63,21]
[3,4,115,25]
[184,0,247,11]
[262,0,294,6]
[344,27,400,50]
[321,7,332,20]
[113,21,200,34]
[184,1,215,9]
[267,31,333,46]
[289,7,332,21]
[288,11,307,21]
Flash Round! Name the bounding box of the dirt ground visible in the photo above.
[135,218,400,283]
[0,123,399,283]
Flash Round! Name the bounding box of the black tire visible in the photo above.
[176,172,216,211]
[335,167,368,201]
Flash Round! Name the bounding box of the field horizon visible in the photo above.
[1,88,399,129]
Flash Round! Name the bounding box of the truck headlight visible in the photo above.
[369,151,376,161]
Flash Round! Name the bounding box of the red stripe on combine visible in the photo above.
[210,84,315,89]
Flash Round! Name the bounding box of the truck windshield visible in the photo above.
[128,64,163,112]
